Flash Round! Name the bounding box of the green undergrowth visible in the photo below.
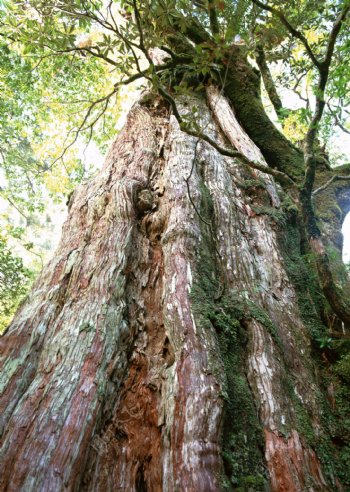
[251,205,286,225]
[240,178,266,191]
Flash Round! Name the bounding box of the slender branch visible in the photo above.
[3,195,29,222]
[251,0,321,69]
[322,3,350,69]
[44,88,117,171]
[132,0,154,66]
[312,175,350,195]
[327,102,350,135]
[47,45,119,67]
[303,2,350,196]
[40,54,182,172]
[334,118,350,135]
[158,86,295,187]
[107,0,118,31]
[27,247,44,269]
[290,73,310,106]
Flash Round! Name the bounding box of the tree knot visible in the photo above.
[135,188,157,214]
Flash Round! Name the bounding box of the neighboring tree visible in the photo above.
[1,1,350,490]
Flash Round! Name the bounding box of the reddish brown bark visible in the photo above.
[265,430,327,492]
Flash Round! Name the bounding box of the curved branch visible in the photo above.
[2,195,29,223]
[45,88,117,172]
[251,0,321,69]
[313,175,350,196]
[322,3,350,69]
[303,2,350,196]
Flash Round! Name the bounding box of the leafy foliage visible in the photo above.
[0,235,33,332]
[0,1,120,233]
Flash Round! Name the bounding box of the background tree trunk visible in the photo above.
[0,90,348,491]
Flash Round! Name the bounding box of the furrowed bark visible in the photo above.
[1,105,160,491]
[205,87,329,490]
[0,90,345,491]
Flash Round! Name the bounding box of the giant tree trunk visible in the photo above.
[0,88,346,491]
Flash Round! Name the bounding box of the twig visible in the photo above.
[3,195,29,223]
[326,102,350,135]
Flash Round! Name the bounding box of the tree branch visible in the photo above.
[322,2,350,69]
[326,102,350,135]
[251,0,321,69]
[255,44,286,121]
[208,0,220,35]
[2,195,29,223]
[45,45,119,67]
[299,2,350,325]
[158,86,295,187]
[45,88,117,171]
[312,175,350,195]
[303,2,350,197]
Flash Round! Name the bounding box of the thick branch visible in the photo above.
[255,44,285,121]
[208,0,220,35]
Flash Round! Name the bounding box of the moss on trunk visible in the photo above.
[222,47,304,181]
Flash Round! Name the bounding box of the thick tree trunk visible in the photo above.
[0,90,345,491]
